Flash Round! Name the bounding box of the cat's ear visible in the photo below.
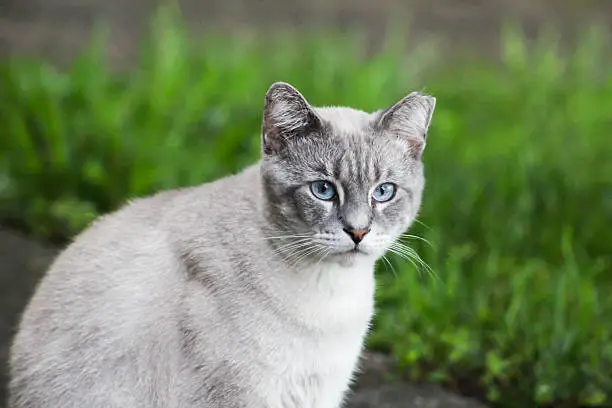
[262,82,322,155]
[376,92,436,159]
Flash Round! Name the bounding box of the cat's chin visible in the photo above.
[325,247,378,267]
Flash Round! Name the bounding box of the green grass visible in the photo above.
[1,9,611,407]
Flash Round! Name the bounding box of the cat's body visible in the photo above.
[9,83,435,408]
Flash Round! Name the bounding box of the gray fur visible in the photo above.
[8,82,436,408]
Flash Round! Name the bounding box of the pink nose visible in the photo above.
[343,228,370,244]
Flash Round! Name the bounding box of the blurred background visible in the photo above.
[1,0,611,407]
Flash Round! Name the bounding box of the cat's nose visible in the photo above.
[343,228,370,245]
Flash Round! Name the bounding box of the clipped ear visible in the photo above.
[262,82,322,155]
[376,92,436,159]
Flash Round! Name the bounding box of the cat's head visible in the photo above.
[260,82,435,266]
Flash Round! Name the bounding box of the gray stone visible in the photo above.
[347,352,488,408]
[348,383,486,408]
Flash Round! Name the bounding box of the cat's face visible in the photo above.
[260,82,435,265]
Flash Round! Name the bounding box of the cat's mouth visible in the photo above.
[326,246,372,265]
[343,245,368,256]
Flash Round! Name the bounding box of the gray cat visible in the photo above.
[8,82,435,408]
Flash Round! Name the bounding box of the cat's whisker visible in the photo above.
[313,247,332,286]
[314,247,331,270]
[264,234,314,240]
[391,243,427,271]
[387,247,419,272]
[286,246,313,268]
[399,233,433,248]
[274,241,314,260]
[299,244,326,265]
[380,254,397,278]
[389,245,422,272]
[390,242,439,282]
[280,240,317,263]
[267,236,319,260]
[272,237,314,252]
[290,244,325,269]
[412,218,432,230]
[272,238,313,253]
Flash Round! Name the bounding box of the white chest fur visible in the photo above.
[294,260,376,331]
[260,258,376,408]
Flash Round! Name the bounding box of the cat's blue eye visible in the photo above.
[372,183,396,203]
[310,180,337,201]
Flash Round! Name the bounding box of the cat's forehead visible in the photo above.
[294,106,410,183]
[314,107,374,136]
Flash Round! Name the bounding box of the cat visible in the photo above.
[8,81,435,408]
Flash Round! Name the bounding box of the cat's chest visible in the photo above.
[266,332,365,408]
[288,260,376,329]
[258,314,368,408]
[259,261,376,408]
